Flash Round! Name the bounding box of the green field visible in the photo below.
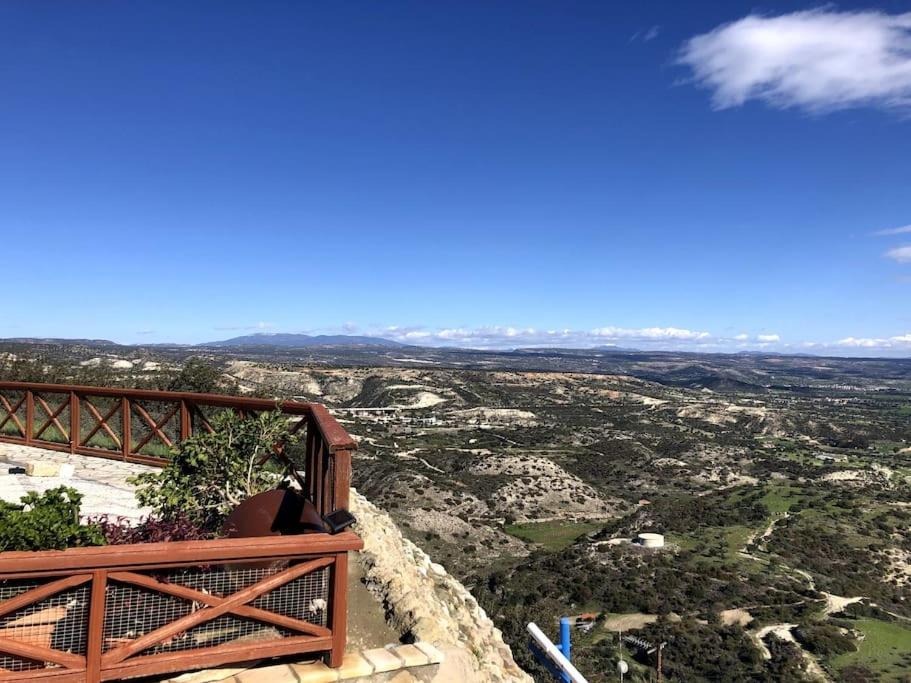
[831,618,911,681]
[505,520,605,551]
[759,485,801,514]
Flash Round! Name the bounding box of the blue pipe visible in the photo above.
[558,617,572,683]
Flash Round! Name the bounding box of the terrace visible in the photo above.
[0,382,446,683]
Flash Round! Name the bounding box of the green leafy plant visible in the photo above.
[0,487,105,551]
[131,409,296,529]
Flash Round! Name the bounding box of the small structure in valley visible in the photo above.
[636,532,665,549]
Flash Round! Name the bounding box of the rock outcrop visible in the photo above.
[350,490,532,683]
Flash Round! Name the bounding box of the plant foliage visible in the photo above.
[0,487,105,551]
[131,409,296,529]
[92,513,213,545]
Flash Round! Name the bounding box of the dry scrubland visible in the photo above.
[2,344,910,681]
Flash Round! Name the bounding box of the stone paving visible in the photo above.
[0,442,154,520]
[166,642,452,683]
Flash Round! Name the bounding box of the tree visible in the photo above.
[131,409,296,529]
[167,358,231,394]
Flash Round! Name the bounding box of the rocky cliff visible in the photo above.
[350,490,533,683]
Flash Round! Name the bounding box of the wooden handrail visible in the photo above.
[0,381,357,452]
[0,531,363,576]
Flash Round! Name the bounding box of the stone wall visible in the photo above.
[350,490,533,683]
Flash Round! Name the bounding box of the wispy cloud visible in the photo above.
[135,329,157,336]
[873,224,911,236]
[677,9,911,113]
[757,333,781,343]
[213,321,274,332]
[885,246,911,263]
[630,25,661,43]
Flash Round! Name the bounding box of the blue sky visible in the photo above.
[2,1,910,354]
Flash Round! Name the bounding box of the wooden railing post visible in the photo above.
[86,570,107,683]
[180,400,191,440]
[305,415,317,505]
[25,389,33,445]
[332,450,351,511]
[328,551,349,668]
[122,397,131,461]
[70,391,79,454]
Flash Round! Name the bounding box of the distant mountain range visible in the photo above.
[200,333,406,348]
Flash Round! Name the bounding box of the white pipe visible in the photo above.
[527,622,589,683]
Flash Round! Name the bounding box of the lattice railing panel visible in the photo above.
[0,389,26,439]
[130,399,180,458]
[102,581,193,653]
[190,404,230,435]
[78,395,123,452]
[138,614,291,656]
[0,578,91,672]
[33,392,71,444]
[102,561,330,659]
[252,569,330,627]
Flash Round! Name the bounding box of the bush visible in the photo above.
[92,513,213,545]
[0,487,105,551]
[131,409,297,529]
[793,621,855,656]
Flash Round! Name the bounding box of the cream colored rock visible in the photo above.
[25,461,60,477]
[351,489,532,683]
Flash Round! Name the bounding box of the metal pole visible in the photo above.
[619,629,624,683]
[559,617,572,683]
[527,623,589,683]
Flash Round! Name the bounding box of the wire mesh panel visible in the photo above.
[102,561,330,659]
[0,578,90,672]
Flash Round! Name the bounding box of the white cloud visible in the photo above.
[836,333,911,349]
[874,224,911,236]
[677,9,911,112]
[885,245,911,263]
[757,334,781,343]
[734,333,749,341]
[376,324,715,349]
[590,326,710,341]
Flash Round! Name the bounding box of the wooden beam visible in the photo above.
[0,634,85,670]
[99,634,333,681]
[0,574,92,619]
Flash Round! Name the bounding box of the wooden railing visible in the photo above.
[0,382,357,516]
[0,382,362,680]
[0,533,362,681]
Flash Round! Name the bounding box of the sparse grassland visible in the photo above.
[505,520,606,551]
[830,618,911,681]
